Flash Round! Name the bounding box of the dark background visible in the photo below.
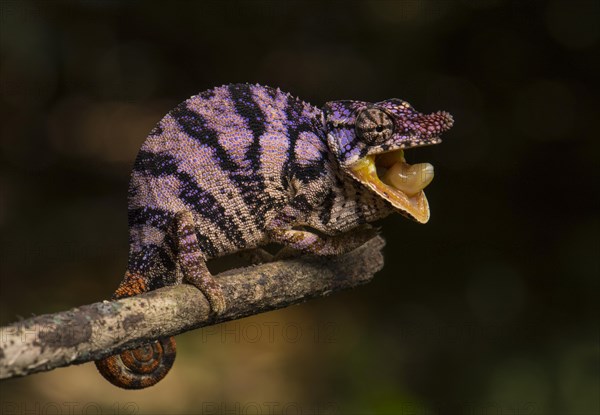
[1,1,598,414]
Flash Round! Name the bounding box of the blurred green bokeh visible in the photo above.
[1,1,598,414]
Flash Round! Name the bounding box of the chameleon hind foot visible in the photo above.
[175,211,227,315]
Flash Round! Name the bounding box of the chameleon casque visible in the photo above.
[95,83,453,389]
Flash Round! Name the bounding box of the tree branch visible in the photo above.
[0,236,385,380]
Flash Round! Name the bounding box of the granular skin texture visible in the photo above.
[95,83,453,389]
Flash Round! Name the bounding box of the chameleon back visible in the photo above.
[126,84,328,286]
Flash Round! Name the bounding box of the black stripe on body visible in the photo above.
[282,98,305,187]
[137,138,241,244]
[128,206,173,230]
[195,231,217,258]
[177,170,247,249]
[318,188,336,225]
[227,84,279,228]
[290,194,312,213]
[148,123,164,137]
[282,98,327,187]
[128,150,179,201]
[170,102,238,171]
[353,184,368,225]
[295,150,329,184]
[131,149,247,250]
[228,84,266,153]
[133,150,180,177]
[171,98,283,231]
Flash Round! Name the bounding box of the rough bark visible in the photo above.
[0,236,384,380]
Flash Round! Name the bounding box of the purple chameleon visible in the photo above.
[95,83,453,388]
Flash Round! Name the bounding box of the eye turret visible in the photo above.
[355,108,394,145]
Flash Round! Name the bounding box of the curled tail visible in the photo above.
[95,337,176,389]
[94,272,176,389]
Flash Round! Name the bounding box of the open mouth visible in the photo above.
[348,148,435,223]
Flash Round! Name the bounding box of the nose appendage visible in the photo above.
[411,111,454,138]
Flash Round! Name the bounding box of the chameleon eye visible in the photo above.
[355,108,394,145]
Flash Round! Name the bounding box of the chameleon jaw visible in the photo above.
[348,149,434,223]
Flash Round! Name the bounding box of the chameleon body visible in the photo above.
[95,83,453,389]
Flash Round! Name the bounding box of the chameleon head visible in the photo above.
[323,99,453,223]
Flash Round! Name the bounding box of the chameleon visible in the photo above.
[94,83,453,389]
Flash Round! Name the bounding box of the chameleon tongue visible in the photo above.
[348,149,432,223]
[382,162,434,197]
